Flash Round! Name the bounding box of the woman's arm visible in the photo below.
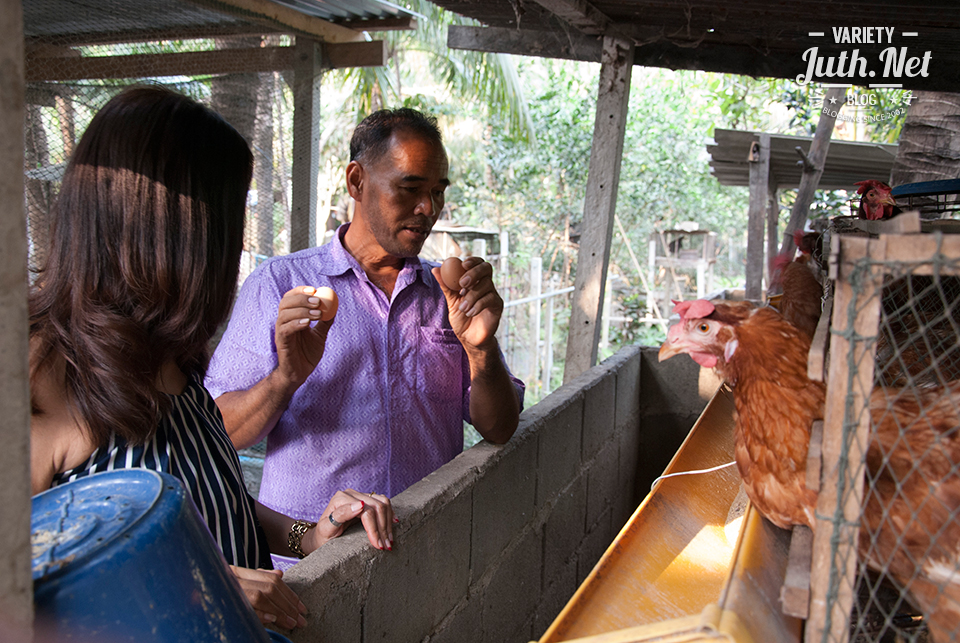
[255,490,396,555]
[237,492,396,630]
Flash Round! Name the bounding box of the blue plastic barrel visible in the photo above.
[32,469,291,642]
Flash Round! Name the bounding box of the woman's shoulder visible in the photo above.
[30,352,98,494]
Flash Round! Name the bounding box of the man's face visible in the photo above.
[357,130,450,259]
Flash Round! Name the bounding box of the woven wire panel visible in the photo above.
[24,23,300,281]
[830,237,960,643]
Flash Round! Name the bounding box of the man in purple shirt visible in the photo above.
[206,109,524,564]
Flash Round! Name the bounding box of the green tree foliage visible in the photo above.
[323,0,533,142]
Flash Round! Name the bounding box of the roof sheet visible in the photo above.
[23,0,417,45]
[708,128,898,191]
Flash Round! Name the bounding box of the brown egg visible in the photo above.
[440,257,465,291]
[316,286,338,321]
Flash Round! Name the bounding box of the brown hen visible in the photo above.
[771,230,824,338]
[660,298,960,643]
[659,299,823,529]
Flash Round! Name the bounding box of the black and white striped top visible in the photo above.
[52,376,270,570]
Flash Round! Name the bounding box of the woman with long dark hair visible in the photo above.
[29,86,393,631]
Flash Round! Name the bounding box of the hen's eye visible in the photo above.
[698,323,709,333]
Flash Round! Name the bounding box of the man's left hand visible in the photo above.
[432,257,503,351]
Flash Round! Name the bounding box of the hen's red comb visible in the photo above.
[672,299,715,320]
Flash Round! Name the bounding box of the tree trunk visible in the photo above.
[891,91,960,185]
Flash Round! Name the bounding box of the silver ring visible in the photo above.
[329,513,343,528]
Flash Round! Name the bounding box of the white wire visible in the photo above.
[650,461,738,491]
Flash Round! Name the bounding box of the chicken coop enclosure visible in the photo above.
[811,224,960,643]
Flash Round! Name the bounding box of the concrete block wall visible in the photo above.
[283,344,712,643]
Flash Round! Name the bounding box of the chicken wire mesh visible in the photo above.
[821,233,960,643]
[23,0,336,284]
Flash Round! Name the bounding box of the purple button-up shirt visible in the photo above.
[207,225,524,522]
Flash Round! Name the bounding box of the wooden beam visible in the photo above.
[447,26,960,92]
[290,36,321,252]
[745,133,769,301]
[0,0,33,635]
[184,0,363,43]
[324,40,387,69]
[448,25,601,63]
[528,0,611,35]
[563,35,633,383]
[24,25,279,48]
[27,47,293,81]
[26,41,385,81]
[339,16,417,32]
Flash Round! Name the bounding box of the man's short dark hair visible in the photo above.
[350,108,443,164]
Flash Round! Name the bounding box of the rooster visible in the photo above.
[660,299,960,643]
[856,180,900,220]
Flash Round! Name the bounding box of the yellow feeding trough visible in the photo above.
[539,387,802,643]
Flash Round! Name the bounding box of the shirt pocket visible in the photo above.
[417,327,464,403]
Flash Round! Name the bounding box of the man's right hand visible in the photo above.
[215,286,336,449]
[274,286,335,394]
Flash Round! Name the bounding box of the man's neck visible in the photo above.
[342,222,405,298]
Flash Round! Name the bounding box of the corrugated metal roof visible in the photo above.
[708,128,898,191]
[267,0,414,23]
[23,0,418,45]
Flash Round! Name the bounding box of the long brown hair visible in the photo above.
[30,86,253,447]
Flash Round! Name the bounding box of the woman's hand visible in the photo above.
[229,565,307,630]
[304,490,396,552]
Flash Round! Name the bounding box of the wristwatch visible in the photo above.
[287,519,317,559]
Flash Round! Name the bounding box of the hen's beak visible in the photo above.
[659,323,687,362]
[658,338,684,362]
[879,193,897,207]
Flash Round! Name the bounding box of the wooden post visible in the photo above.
[647,236,657,320]
[498,230,511,356]
[0,0,33,635]
[806,235,883,643]
[745,133,770,301]
[600,272,612,351]
[563,35,633,383]
[290,36,321,252]
[780,86,847,259]
[530,256,542,399]
[766,176,779,286]
[543,288,555,396]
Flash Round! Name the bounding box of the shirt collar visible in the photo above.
[323,223,427,285]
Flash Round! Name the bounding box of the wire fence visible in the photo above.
[25,31,306,281]
[820,232,960,643]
